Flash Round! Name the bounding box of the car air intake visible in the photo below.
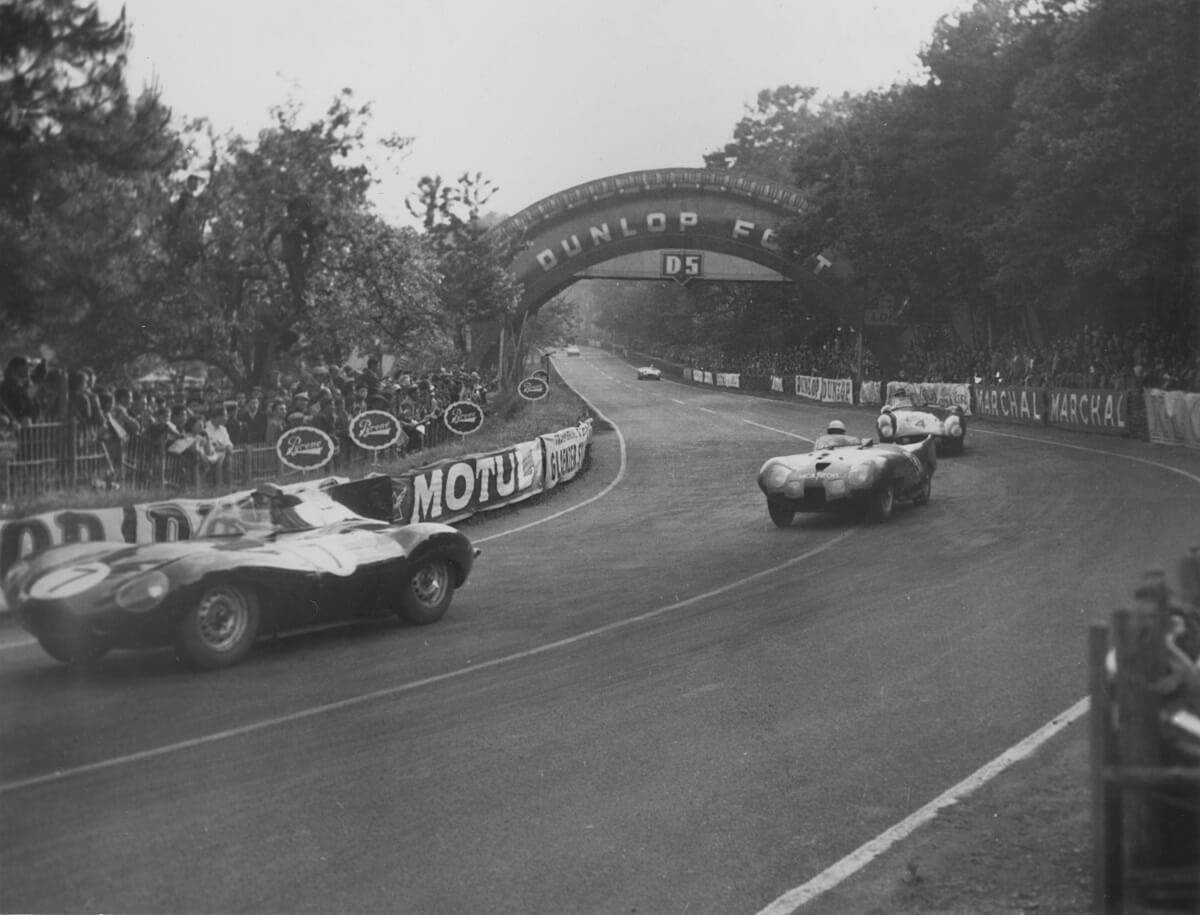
[815,461,830,470]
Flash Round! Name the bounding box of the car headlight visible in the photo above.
[115,571,170,613]
[760,462,792,490]
[944,416,962,436]
[848,464,875,486]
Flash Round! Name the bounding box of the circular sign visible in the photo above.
[532,368,549,381]
[443,400,484,435]
[349,410,402,451]
[518,376,550,401]
[275,425,336,471]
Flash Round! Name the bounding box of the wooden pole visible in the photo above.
[1090,622,1123,914]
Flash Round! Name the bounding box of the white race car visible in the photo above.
[636,365,662,381]
[565,345,581,357]
[877,391,967,455]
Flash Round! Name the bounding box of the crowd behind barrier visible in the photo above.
[601,317,1200,448]
[0,355,491,505]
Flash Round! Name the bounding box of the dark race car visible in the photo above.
[2,480,478,670]
[636,365,662,381]
[757,435,937,527]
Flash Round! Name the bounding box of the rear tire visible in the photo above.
[397,558,454,625]
[868,481,896,522]
[177,583,259,670]
[767,499,795,528]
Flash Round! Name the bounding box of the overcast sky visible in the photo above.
[98,0,971,226]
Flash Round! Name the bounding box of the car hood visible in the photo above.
[763,446,892,475]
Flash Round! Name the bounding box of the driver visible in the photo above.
[813,419,862,450]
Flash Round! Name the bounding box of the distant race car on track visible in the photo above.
[757,435,937,527]
[877,389,967,455]
[565,345,581,356]
[636,365,662,380]
[3,480,478,670]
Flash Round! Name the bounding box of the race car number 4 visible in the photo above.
[29,562,112,599]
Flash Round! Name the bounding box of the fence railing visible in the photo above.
[0,416,458,504]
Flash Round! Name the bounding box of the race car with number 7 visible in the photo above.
[2,479,478,670]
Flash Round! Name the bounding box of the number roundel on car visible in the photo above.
[29,562,111,600]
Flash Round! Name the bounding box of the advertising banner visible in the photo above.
[972,386,1044,425]
[1045,388,1128,435]
[0,477,348,579]
[1145,389,1200,449]
[885,381,972,415]
[400,441,544,524]
[540,419,593,490]
[715,373,741,389]
[859,381,882,405]
[770,376,784,393]
[794,375,853,404]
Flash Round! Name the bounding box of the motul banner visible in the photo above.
[794,375,853,404]
[1046,388,1127,435]
[400,440,543,524]
[541,419,593,489]
[1144,389,1200,449]
[973,386,1044,424]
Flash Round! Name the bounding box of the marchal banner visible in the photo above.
[276,426,336,470]
[349,410,403,451]
[443,400,484,435]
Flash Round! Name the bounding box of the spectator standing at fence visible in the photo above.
[264,399,287,444]
[0,356,41,426]
[224,402,246,446]
[245,394,267,443]
[110,388,141,439]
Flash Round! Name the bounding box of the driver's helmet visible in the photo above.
[826,420,847,435]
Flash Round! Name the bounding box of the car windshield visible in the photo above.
[196,493,371,539]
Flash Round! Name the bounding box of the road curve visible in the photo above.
[0,345,1196,914]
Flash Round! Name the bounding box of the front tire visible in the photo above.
[913,475,932,506]
[397,558,454,624]
[177,583,259,670]
[767,499,795,528]
[868,480,896,522]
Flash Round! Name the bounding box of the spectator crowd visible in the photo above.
[0,355,490,496]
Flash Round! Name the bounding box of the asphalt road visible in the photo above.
[1,346,1197,915]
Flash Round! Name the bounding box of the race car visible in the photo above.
[636,365,662,381]
[757,435,937,527]
[877,390,967,455]
[2,480,478,670]
[565,345,581,357]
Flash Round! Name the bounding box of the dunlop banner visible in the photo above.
[794,375,853,404]
[400,440,543,524]
[1046,388,1128,435]
[1144,389,1200,449]
[972,386,1044,425]
[541,419,593,489]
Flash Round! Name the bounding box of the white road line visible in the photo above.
[743,419,813,442]
[671,398,686,405]
[756,697,1091,914]
[0,530,854,795]
[700,407,718,414]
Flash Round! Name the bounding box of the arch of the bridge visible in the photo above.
[487,168,825,316]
